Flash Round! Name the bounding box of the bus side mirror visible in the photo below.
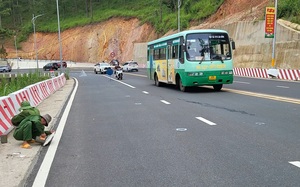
[231,41,236,50]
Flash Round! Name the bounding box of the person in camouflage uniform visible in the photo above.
[11,101,40,127]
[13,114,52,149]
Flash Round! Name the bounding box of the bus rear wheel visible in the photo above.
[213,84,223,91]
[154,74,161,87]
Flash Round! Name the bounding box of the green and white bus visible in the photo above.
[147,29,235,91]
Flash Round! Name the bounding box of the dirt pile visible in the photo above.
[6,0,269,63]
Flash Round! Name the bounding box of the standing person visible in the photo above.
[13,114,53,149]
[11,101,40,127]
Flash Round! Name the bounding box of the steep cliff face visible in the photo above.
[7,18,157,63]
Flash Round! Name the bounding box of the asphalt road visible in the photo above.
[26,69,300,186]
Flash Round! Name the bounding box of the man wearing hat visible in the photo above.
[11,101,40,127]
[13,114,53,149]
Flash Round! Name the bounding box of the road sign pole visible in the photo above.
[271,0,278,68]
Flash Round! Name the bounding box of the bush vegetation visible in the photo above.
[0,71,69,97]
[0,72,50,97]
[277,0,300,24]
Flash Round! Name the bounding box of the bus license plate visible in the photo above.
[209,76,216,80]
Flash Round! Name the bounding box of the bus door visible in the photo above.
[167,44,176,84]
[166,45,170,83]
[149,49,154,80]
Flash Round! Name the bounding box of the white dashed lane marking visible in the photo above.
[276,85,289,89]
[143,91,149,94]
[234,81,250,84]
[196,117,217,126]
[160,100,171,105]
[289,161,300,168]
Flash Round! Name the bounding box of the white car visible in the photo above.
[94,62,112,74]
[122,61,138,72]
[0,60,12,72]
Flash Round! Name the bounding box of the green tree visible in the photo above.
[0,0,11,28]
[278,0,300,23]
[162,0,177,12]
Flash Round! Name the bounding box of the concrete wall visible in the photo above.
[219,20,300,69]
[133,43,147,67]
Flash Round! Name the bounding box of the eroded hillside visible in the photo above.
[6,0,270,63]
[7,18,157,63]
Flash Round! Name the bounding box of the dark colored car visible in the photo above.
[57,61,67,68]
[43,63,59,71]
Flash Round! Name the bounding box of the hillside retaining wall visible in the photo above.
[220,20,300,70]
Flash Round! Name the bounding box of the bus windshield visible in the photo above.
[186,33,231,62]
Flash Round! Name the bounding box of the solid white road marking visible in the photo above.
[289,161,300,168]
[276,86,289,89]
[160,100,171,105]
[196,117,217,126]
[32,78,79,187]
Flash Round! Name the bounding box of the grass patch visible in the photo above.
[0,71,71,97]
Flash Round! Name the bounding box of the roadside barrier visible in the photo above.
[9,88,34,111]
[52,77,62,90]
[0,73,67,137]
[234,68,300,81]
[278,69,300,81]
[45,79,56,94]
[0,96,16,137]
[38,81,51,99]
[233,68,269,79]
[26,84,44,107]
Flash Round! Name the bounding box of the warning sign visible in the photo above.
[265,7,276,38]
[110,52,115,58]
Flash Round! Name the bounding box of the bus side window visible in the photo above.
[159,48,166,59]
[168,45,172,59]
[154,49,159,60]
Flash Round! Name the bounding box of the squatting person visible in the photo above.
[13,114,53,149]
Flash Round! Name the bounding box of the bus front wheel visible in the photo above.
[179,78,186,92]
[213,84,223,91]
[154,74,161,87]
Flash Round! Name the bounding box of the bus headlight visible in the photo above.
[188,72,204,76]
[221,71,233,75]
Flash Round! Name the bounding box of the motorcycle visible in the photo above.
[115,68,123,80]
